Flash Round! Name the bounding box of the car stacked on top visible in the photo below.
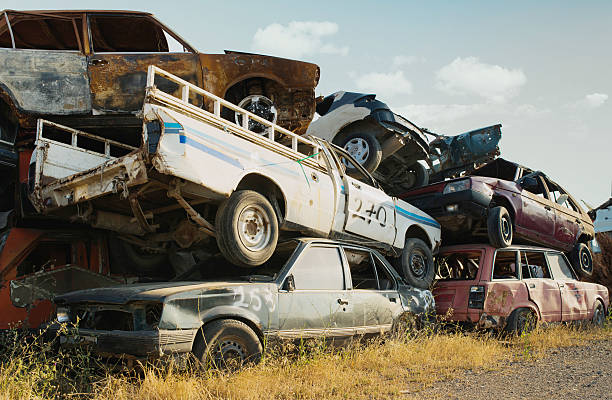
[401,158,606,333]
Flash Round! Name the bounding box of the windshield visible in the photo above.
[190,241,300,282]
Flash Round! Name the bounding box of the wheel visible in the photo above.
[398,238,435,289]
[505,308,537,335]
[591,301,605,327]
[234,95,277,135]
[215,190,279,267]
[406,162,429,189]
[192,319,262,370]
[487,206,512,248]
[337,132,382,173]
[569,243,593,277]
[108,237,168,275]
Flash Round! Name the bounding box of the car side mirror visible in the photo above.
[283,275,295,292]
[520,176,539,192]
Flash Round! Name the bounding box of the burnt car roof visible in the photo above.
[2,10,152,15]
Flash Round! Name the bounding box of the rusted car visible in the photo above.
[52,238,434,367]
[434,244,609,334]
[0,9,319,210]
[400,158,596,276]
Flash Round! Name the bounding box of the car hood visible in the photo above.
[55,281,274,305]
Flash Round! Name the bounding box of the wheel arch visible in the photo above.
[403,224,433,250]
[0,86,22,125]
[332,119,387,145]
[490,194,516,222]
[222,74,289,96]
[234,172,287,223]
[193,309,266,351]
[507,304,541,324]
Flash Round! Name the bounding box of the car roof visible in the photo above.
[440,243,562,253]
[2,10,152,16]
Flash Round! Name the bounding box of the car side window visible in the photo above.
[0,15,82,50]
[344,248,378,290]
[545,180,578,212]
[289,246,345,290]
[521,251,551,279]
[492,250,519,280]
[546,252,576,280]
[89,15,188,53]
[372,255,396,290]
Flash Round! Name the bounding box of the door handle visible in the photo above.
[544,205,551,211]
[89,59,108,66]
[337,298,349,305]
[389,297,397,303]
[528,283,535,288]
[559,284,565,288]
[351,182,361,189]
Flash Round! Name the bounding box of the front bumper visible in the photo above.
[54,327,198,357]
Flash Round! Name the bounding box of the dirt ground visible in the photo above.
[412,339,612,400]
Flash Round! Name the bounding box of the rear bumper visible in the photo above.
[55,327,197,357]
[404,190,491,232]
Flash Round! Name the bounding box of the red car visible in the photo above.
[433,244,609,334]
[401,158,595,277]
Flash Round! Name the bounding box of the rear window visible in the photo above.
[492,250,519,279]
[436,251,481,281]
[0,15,82,50]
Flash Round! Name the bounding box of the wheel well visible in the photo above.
[404,225,432,249]
[577,233,593,243]
[224,77,284,105]
[332,119,387,146]
[192,316,265,351]
[236,173,286,222]
[491,196,515,222]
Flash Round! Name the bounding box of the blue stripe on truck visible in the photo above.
[395,206,441,228]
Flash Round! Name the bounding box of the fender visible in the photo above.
[198,305,265,334]
[232,171,289,218]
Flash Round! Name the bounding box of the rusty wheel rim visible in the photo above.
[238,204,271,252]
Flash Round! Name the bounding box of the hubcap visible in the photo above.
[237,205,271,251]
[410,251,427,278]
[581,249,592,272]
[343,138,370,165]
[501,216,511,242]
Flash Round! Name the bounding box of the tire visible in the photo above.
[192,319,262,370]
[569,243,593,277]
[337,132,382,173]
[487,206,513,248]
[399,238,435,289]
[108,237,168,275]
[591,301,605,327]
[215,190,279,267]
[505,308,537,335]
[406,162,429,189]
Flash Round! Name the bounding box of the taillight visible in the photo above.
[468,285,485,309]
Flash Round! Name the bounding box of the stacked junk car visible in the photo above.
[0,9,608,368]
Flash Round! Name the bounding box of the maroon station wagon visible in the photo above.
[434,244,609,333]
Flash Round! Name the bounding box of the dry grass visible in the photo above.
[1,322,610,400]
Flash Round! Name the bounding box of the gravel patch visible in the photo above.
[412,340,612,400]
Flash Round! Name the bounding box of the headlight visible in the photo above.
[56,307,71,323]
[443,179,471,195]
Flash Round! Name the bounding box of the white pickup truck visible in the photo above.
[29,66,441,288]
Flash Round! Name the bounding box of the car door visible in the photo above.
[546,251,588,321]
[0,12,91,115]
[516,175,556,246]
[341,246,402,334]
[328,145,395,244]
[86,13,201,114]
[277,244,354,339]
[484,249,528,319]
[542,178,580,249]
[520,250,562,322]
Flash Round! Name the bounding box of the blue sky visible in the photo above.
[4,0,611,206]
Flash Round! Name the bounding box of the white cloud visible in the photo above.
[354,71,413,98]
[392,55,426,67]
[436,57,527,103]
[577,93,608,108]
[251,21,348,59]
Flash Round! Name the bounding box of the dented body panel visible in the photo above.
[433,244,609,330]
[53,239,435,358]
